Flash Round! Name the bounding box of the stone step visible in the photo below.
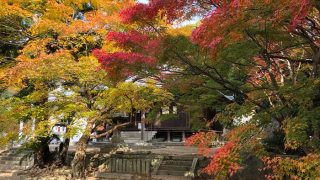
[97,174,192,180]
[121,131,157,137]
[122,138,141,141]
[0,164,27,170]
[0,150,32,158]
[122,137,154,141]
[152,175,192,180]
[121,131,157,134]
[0,173,14,180]
[158,165,190,171]
[163,156,195,161]
[0,160,25,165]
[96,172,133,180]
[121,136,141,139]
[121,135,153,138]
[0,160,29,166]
[0,169,27,178]
[0,164,29,171]
[28,177,65,180]
[0,152,30,157]
[122,137,156,141]
[121,135,156,139]
[121,132,157,134]
[121,132,156,134]
[0,155,32,162]
[0,156,24,161]
[123,140,143,143]
[0,148,29,152]
[157,170,186,176]
[152,142,185,146]
[162,160,193,166]
[0,169,14,174]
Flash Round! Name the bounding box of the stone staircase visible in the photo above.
[120,131,157,143]
[0,148,33,175]
[155,155,198,178]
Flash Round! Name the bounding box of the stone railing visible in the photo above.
[108,151,153,176]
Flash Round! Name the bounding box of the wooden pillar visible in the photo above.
[169,104,173,114]
[19,120,24,140]
[32,118,35,135]
[167,131,171,142]
[182,131,186,142]
[141,110,146,141]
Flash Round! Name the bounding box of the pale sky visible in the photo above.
[137,0,148,4]
[136,0,199,27]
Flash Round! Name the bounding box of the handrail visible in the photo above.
[151,156,163,175]
[190,157,198,178]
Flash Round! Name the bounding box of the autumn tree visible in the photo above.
[94,0,320,178]
[69,81,173,178]
[0,2,174,178]
[0,0,136,177]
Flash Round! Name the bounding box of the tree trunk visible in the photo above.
[313,123,320,141]
[57,138,69,165]
[135,111,138,126]
[130,106,134,123]
[71,136,87,179]
[312,48,320,78]
[71,120,95,179]
[34,138,51,168]
[91,122,130,139]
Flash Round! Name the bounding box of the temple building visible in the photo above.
[116,104,193,143]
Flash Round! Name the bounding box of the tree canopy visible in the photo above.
[1,0,320,179]
[92,0,320,178]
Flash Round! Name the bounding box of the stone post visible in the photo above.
[182,131,186,142]
[167,131,171,142]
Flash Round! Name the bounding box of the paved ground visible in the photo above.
[1,143,209,180]
[49,142,202,155]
